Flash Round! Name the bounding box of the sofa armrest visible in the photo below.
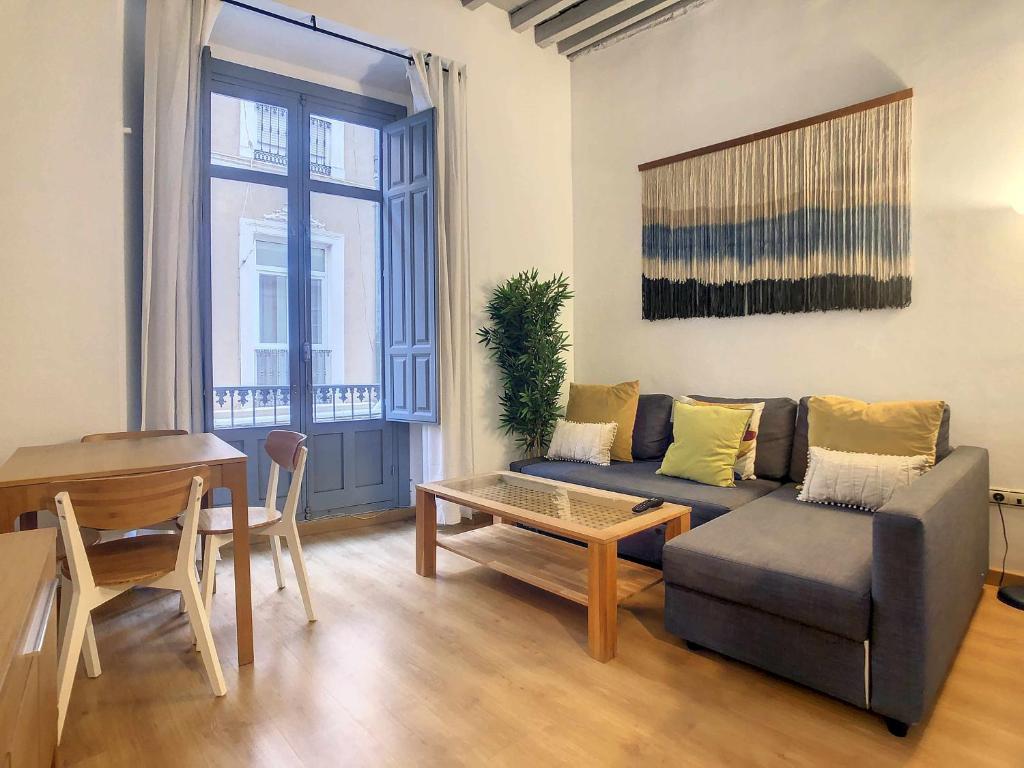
[870,446,989,724]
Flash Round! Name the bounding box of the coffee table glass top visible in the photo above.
[431,473,657,530]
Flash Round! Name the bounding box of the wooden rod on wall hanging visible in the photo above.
[637,87,913,172]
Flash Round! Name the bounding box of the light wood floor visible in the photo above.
[60,520,1024,767]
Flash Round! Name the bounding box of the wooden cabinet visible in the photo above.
[0,529,58,767]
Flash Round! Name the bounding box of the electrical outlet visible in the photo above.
[989,488,1024,506]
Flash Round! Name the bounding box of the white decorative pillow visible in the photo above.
[546,420,618,466]
[797,446,929,511]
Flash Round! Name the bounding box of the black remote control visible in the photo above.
[632,497,665,514]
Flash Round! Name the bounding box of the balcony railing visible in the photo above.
[212,383,381,429]
[253,149,287,167]
[313,384,381,423]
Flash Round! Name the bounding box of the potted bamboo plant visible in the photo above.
[478,269,573,458]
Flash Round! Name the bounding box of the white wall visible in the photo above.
[570,0,1024,570]
[0,1,131,461]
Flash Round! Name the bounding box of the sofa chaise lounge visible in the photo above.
[511,394,989,736]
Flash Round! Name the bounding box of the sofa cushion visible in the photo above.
[516,458,780,527]
[566,380,640,462]
[790,397,952,483]
[662,485,873,641]
[632,394,674,460]
[688,395,797,480]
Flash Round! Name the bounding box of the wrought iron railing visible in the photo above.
[253,149,287,167]
[313,384,381,423]
[211,383,382,429]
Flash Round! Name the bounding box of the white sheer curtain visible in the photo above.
[140,0,220,430]
[407,53,474,525]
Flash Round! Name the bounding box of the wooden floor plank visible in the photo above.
[58,520,1024,767]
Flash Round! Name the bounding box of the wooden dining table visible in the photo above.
[0,433,254,666]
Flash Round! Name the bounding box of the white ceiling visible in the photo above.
[210,1,411,97]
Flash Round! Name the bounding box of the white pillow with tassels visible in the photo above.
[797,446,929,511]
[546,420,618,466]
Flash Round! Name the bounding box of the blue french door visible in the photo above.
[199,53,411,518]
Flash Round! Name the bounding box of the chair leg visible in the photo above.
[57,592,90,742]
[58,576,71,640]
[284,527,316,622]
[82,616,101,678]
[200,535,219,616]
[179,574,227,697]
[270,535,285,589]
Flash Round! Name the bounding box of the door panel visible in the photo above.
[382,109,438,423]
[310,433,345,493]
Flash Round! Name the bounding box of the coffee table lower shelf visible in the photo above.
[437,524,663,606]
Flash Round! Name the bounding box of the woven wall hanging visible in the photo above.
[639,89,912,320]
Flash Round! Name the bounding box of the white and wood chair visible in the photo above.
[189,430,316,623]
[51,465,227,741]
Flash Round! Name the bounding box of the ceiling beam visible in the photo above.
[534,0,640,47]
[509,0,579,33]
[566,0,704,57]
[462,0,489,8]
[557,0,696,55]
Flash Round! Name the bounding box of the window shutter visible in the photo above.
[382,109,439,423]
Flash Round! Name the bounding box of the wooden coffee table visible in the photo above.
[415,472,690,662]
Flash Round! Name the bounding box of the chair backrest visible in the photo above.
[46,465,211,531]
[265,430,306,471]
[263,431,308,521]
[81,429,188,443]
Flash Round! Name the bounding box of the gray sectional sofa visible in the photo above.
[511,394,989,736]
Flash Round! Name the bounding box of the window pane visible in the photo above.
[309,114,379,189]
[255,239,287,268]
[211,93,288,176]
[311,246,326,273]
[210,178,291,428]
[310,192,381,422]
[258,273,287,343]
[310,279,323,346]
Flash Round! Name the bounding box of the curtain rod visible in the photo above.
[221,0,444,69]
[637,87,913,172]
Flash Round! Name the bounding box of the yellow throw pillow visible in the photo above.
[565,381,640,463]
[808,395,946,464]
[657,401,752,487]
[680,397,764,480]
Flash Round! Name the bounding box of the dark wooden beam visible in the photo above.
[534,0,639,47]
[510,0,579,33]
[557,0,686,55]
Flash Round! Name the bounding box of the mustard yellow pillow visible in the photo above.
[566,381,640,463]
[657,402,752,487]
[808,395,945,464]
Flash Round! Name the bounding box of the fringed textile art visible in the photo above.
[640,91,912,320]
